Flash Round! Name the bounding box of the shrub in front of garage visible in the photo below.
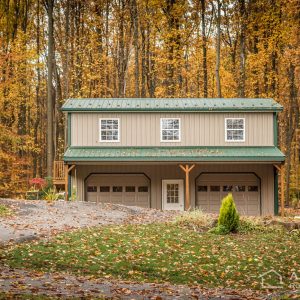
[210,193,240,234]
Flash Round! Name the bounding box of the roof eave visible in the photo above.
[63,157,285,163]
[61,108,283,113]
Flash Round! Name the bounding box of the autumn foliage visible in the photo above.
[0,0,299,199]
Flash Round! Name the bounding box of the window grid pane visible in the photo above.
[161,119,180,141]
[226,118,244,141]
[100,119,119,141]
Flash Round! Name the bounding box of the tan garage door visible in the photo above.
[86,174,150,207]
[196,173,260,216]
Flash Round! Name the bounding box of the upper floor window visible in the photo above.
[160,118,181,142]
[99,118,120,142]
[225,118,245,142]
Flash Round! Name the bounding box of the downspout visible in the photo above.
[273,112,279,215]
[68,171,72,200]
[274,166,279,215]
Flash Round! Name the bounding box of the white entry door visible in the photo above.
[162,180,184,211]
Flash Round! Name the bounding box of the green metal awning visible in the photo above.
[61,98,283,112]
[64,146,285,162]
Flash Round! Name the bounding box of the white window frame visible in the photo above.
[160,118,181,143]
[99,118,120,143]
[225,117,245,142]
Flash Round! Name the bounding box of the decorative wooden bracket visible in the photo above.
[65,164,75,201]
[273,164,284,216]
[179,164,195,211]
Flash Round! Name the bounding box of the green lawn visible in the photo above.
[1,223,299,290]
[0,204,12,217]
[0,293,57,300]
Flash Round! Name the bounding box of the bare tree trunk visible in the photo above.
[74,2,83,95]
[118,0,125,97]
[145,10,156,98]
[163,0,181,97]
[141,26,146,97]
[64,0,70,99]
[200,0,208,97]
[148,30,156,97]
[17,0,30,157]
[63,0,70,150]
[184,45,189,96]
[105,0,110,96]
[215,0,222,98]
[284,63,298,206]
[130,0,140,97]
[95,3,104,97]
[252,16,259,97]
[238,0,246,97]
[33,0,41,177]
[46,0,55,177]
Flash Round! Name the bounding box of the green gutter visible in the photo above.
[274,167,279,215]
[65,145,283,150]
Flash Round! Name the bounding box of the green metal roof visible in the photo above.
[64,146,285,162]
[61,98,283,112]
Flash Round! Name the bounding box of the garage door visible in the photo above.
[86,174,150,208]
[196,174,260,216]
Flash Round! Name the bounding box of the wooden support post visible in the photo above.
[179,164,195,210]
[65,164,75,201]
[274,164,284,216]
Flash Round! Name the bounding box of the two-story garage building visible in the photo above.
[62,98,285,216]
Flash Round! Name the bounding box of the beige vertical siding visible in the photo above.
[71,112,274,147]
[71,163,275,216]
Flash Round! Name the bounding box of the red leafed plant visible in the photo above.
[29,178,47,190]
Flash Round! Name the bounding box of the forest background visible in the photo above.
[0,0,299,205]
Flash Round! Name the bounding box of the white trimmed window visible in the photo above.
[99,118,120,142]
[160,118,181,142]
[225,118,245,142]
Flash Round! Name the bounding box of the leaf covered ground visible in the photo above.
[1,223,299,293]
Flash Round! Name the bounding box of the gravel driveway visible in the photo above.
[0,199,294,299]
[0,199,179,245]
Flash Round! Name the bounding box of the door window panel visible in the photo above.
[125,186,135,192]
[167,184,179,203]
[100,186,110,192]
[234,185,246,192]
[113,186,123,192]
[138,186,149,192]
[248,186,258,192]
[198,186,208,192]
[210,186,220,192]
[87,186,97,192]
[223,185,233,192]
